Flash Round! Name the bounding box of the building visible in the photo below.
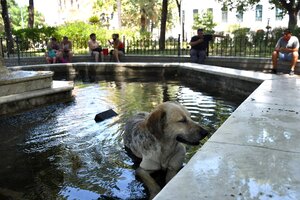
[179,0,296,40]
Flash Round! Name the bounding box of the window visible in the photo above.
[255,5,263,21]
[222,9,228,22]
[236,11,243,22]
[193,9,198,19]
[207,8,213,15]
[276,7,283,20]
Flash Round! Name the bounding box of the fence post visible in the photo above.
[0,38,4,58]
[177,34,181,56]
[15,36,21,65]
[123,35,126,53]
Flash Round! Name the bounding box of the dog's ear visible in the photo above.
[146,108,166,139]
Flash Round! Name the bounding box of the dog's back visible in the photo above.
[123,112,155,159]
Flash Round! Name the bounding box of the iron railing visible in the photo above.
[1,35,279,62]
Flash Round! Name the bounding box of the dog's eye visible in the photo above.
[178,118,187,123]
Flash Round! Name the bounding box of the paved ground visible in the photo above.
[154,64,300,200]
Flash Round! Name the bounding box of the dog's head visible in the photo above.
[146,101,208,145]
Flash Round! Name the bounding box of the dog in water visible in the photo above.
[123,101,208,199]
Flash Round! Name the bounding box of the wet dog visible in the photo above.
[123,101,208,199]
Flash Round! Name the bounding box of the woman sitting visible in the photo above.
[109,33,125,62]
[45,37,61,64]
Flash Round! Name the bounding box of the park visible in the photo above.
[0,0,299,199]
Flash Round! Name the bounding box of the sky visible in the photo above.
[15,0,58,25]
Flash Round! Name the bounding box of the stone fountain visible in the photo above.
[0,46,74,116]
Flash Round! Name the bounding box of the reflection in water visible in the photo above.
[0,77,240,199]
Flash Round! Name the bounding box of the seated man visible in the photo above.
[109,33,125,62]
[88,33,103,62]
[189,28,224,64]
[60,36,73,63]
[272,28,299,75]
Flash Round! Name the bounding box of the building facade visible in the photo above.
[179,0,297,40]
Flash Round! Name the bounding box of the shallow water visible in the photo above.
[0,76,241,200]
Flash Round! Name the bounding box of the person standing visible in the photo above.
[189,28,224,64]
[271,28,299,75]
[88,33,103,62]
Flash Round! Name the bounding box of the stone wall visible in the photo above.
[4,55,300,74]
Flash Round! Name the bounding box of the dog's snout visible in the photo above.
[199,128,209,138]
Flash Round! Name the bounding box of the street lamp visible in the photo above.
[266,18,271,41]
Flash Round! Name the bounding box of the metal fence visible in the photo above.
[1,35,278,60]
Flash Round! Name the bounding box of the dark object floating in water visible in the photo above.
[94,109,118,122]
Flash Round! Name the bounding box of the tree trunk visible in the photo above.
[159,0,168,50]
[117,0,121,29]
[141,9,146,32]
[28,0,34,28]
[175,0,181,21]
[1,0,14,53]
[288,10,298,30]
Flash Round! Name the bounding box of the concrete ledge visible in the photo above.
[0,80,74,116]
[4,55,300,75]
[0,71,53,96]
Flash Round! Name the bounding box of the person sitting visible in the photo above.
[60,36,73,63]
[271,28,299,75]
[189,28,224,64]
[45,37,61,64]
[88,33,103,62]
[109,33,125,62]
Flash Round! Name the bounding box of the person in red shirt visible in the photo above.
[109,33,125,62]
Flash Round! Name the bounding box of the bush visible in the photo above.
[12,26,56,50]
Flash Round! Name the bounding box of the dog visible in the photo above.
[123,101,208,199]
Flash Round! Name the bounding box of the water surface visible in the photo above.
[0,76,241,200]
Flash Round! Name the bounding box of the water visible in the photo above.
[0,75,241,200]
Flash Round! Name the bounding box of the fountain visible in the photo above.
[0,45,74,116]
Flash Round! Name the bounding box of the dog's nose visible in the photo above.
[199,128,209,138]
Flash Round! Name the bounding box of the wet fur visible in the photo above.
[123,101,208,199]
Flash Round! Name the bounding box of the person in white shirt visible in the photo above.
[88,33,103,62]
[272,28,299,75]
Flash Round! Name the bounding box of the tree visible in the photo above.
[175,0,181,21]
[159,0,168,50]
[121,0,160,33]
[192,10,217,33]
[28,0,34,28]
[217,0,300,30]
[1,0,14,53]
[9,3,45,30]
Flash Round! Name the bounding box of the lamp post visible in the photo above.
[266,18,271,42]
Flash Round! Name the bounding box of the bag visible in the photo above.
[92,47,102,52]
